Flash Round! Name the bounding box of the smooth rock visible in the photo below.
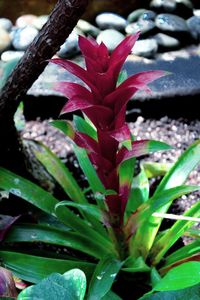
[153,33,180,49]
[95,13,127,31]
[139,10,157,21]
[15,14,38,28]
[150,0,193,17]
[150,0,177,13]
[32,15,49,30]
[96,29,124,52]
[187,16,200,40]
[132,39,158,57]
[125,19,155,35]
[0,27,11,53]
[193,9,200,17]
[12,26,39,51]
[0,18,13,32]
[76,19,100,37]
[57,30,80,58]
[1,50,24,62]
[127,8,146,23]
[155,13,188,32]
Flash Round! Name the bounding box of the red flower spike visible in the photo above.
[51,33,169,230]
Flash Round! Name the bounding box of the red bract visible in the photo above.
[50,33,167,224]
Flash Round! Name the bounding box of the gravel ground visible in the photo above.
[22,116,200,216]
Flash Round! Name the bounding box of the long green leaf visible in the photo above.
[55,201,101,221]
[87,255,123,300]
[163,240,200,268]
[33,142,88,205]
[0,251,95,284]
[150,201,200,265]
[73,145,105,194]
[128,185,200,259]
[0,168,114,255]
[139,140,200,254]
[33,142,105,235]
[5,224,103,259]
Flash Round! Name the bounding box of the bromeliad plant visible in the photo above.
[0,33,200,299]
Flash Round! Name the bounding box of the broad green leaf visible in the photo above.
[140,140,200,255]
[126,167,149,217]
[0,167,113,255]
[73,115,97,141]
[18,269,86,300]
[0,251,95,284]
[154,262,200,291]
[150,201,200,265]
[139,284,200,300]
[163,240,200,268]
[87,255,123,300]
[142,162,172,179]
[5,224,103,259]
[127,185,200,258]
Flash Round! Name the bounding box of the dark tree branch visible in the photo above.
[0,0,88,174]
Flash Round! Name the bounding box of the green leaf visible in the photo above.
[128,185,200,258]
[117,70,128,86]
[14,102,25,132]
[154,262,200,291]
[139,284,200,300]
[5,224,103,259]
[50,120,75,139]
[163,240,200,268]
[73,146,105,195]
[0,167,113,255]
[140,140,200,255]
[33,142,105,234]
[0,251,95,284]
[126,167,149,216]
[150,201,200,265]
[102,290,123,300]
[123,256,150,273]
[33,142,88,205]
[55,201,101,221]
[142,162,172,179]
[73,115,97,141]
[150,268,162,288]
[87,255,123,300]
[0,58,19,90]
[17,269,86,300]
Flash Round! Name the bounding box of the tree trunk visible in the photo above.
[0,0,88,175]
